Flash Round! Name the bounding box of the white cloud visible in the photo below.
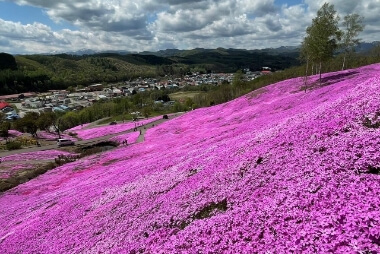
[1,0,379,54]
[239,0,278,17]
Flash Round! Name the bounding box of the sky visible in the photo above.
[0,0,379,54]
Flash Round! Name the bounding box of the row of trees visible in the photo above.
[0,88,179,140]
[191,40,380,108]
[301,3,365,86]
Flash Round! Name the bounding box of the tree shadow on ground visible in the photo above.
[300,70,360,91]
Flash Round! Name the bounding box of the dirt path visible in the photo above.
[137,129,145,143]
[85,117,111,129]
[0,112,186,192]
[0,112,185,156]
[135,112,184,143]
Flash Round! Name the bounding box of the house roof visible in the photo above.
[0,101,11,110]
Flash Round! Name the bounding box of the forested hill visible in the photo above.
[0,48,299,95]
[140,47,300,72]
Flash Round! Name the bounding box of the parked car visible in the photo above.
[5,115,20,120]
[57,138,75,147]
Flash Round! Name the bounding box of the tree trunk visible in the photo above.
[54,120,62,139]
[342,53,346,70]
[304,58,309,92]
[319,61,322,84]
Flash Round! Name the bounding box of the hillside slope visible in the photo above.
[1,64,380,253]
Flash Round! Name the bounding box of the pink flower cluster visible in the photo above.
[2,150,74,162]
[65,123,91,132]
[37,131,77,141]
[72,116,162,140]
[0,150,75,179]
[0,130,23,141]
[8,130,23,137]
[109,131,140,145]
[0,64,379,253]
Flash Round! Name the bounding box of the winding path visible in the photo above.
[0,113,184,157]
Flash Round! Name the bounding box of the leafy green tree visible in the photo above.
[232,70,244,88]
[78,110,89,124]
[60,111,80,130]
[131,93,142,108]
[340,14,365,70]
[35,111,66,138]
[142,107,151,118]
[14,112,39,137]
[369,43,380,60]
[304,3,341,83]
[36,112,56,132]
[0,120,11,142]
[184,97,194,110]
[173,102,185,112]
[66,86,76,93]
[0,53,17,70]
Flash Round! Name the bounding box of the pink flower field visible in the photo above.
[0,64,379,253]
[71,116,162,140]
[8,130,23,137]
[65,123,91,132]
[37,131,77,141]
[0,130,23,141]
[109,131,140,145]
[0,150,76,179]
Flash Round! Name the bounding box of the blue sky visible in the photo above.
[0,0,378,54]
[0,2,76,30]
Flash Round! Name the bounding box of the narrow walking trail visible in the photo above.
[0,113,185,156]
[136,129,145,143]
[136,112,184,144]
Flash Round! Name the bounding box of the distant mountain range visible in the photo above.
[43,47,301,72]
[356,41,380,52]
[139,46,301,58]
[2,40,379,96]
[53,41,379,57]
[47,49,134,56]
[54,46,300,57]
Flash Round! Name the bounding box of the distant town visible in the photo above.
[0,69,270,119]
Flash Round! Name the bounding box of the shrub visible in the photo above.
[54,154,80,166]
[15,136,37,146]
[6,141,22,150]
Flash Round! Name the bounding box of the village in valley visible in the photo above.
[0,69,268,119]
